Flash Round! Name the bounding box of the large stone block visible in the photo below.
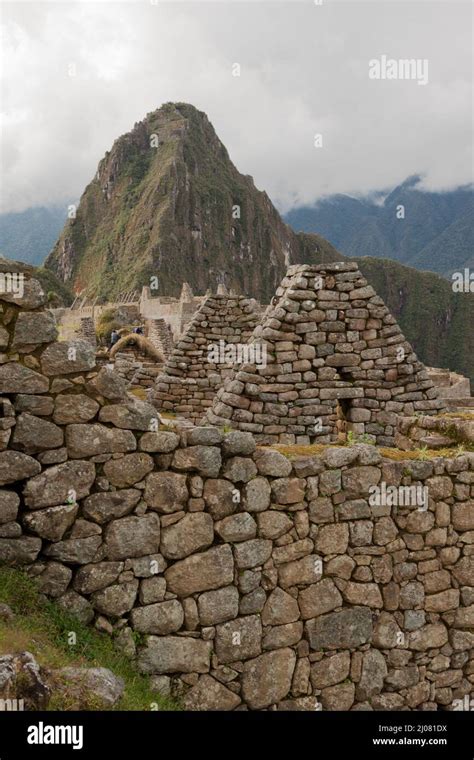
[13,311,57,346]
[305,607,373,650]
[160,513,214,560]
[144,472,188,512]
[165,545,234,597]
[103,453,154,487]
[23,460,95,508]
[12,413,63,454]
[0,451,41,486]
[40,340,96,375]
[241,648,296,709]
[172,446,222,477]
[105,514,161,560]
[66,424,136,458]
[82,489,141,524]
[137,636,212,674]
[214,614,262,663]
[130,600,184,634]
[0,363,49,394]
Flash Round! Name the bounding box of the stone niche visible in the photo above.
[205,263,445,446]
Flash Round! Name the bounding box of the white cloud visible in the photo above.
[0,0,471,214]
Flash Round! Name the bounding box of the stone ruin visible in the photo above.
[0,258,472,712]
[151,294,263,422]
[205,263,445,446]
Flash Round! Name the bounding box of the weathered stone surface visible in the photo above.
[342,582,383,608]
[40,340,96,375]
[15,394,54,417]
[99,399,159,431]
[82,489,141,524]
[139,432,180,453]
[0,490,19,524]
[408,623,449,650]
[222,456,257,483]
[202,478,237,519]
[23,460,95,508]
[0,450,41,486]
[257,511,292,539]
[278,555,322,588]
[33,561,72,597]
[53,667,124,709]
[0,651,50,710]
[298,579,342,619]
[215,512,257,543]
[241,648,296,709]
[22,503,77,541]
[263,621,302,650]
[452,502,474,532]
[321,682,355,711]
[306,607,373,650]
[138,636,212,674]
[198,586,240,626]
[182,674,241,711]
[253,449,292,477]
[105,514,161,560]
[234,538,272,569]
[356,650,387,701]
[165,545,234,597]
[13,311,57,346]
[130,600,184,634]
[215,615,262,663]
[44,535,102,564]
[0,536,42,565]
[0,363,49,394]
[242,477,271,512]
[66,424,136,458]
[56,589,94,624]
[310,652,350,688]
[341,466,381,496]
[88,367,128,400]
[53,394,100,424]
[91,580,138,617]
[222,431,256,456]
[144,472,188,513]
[172,446,221,477]
[315,523,349,555]
[271,477,305,504]
[73,562,123,594]
[160,513,214,559]
[262,587,300,625]
[12,413,63,454]
[103,453,154,487]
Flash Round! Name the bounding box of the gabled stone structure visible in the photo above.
[151,294,262,422]
[205,263,444,445]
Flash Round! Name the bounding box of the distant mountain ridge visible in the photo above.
[0,205,69,267]
[284,176,473,279]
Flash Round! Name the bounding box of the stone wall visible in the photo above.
[151,295,262,423]
[206,263,445,447]
[0,263,472,712]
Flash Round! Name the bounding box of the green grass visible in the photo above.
[0,567,179,711]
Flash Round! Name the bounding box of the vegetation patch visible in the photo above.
[0,567,178,712]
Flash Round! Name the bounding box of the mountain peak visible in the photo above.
[45,104,340,301]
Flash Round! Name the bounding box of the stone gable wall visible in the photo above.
[0,266,472,712]
[151,295,262,422]
[206,263,445,447]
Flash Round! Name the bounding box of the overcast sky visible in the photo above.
[0,0,472,215]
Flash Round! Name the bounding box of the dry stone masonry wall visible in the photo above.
[0,262,472,712]
[151,295,262,422]
[206,263,444,446]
